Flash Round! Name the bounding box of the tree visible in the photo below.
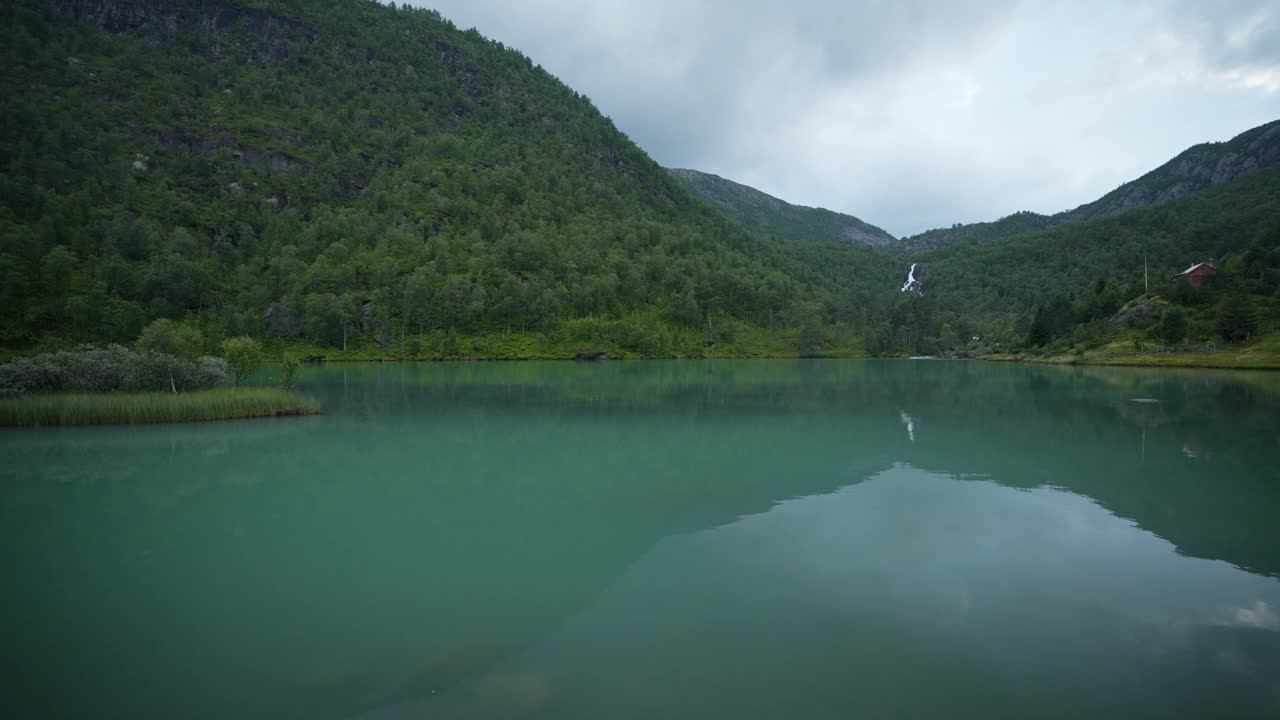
[280,352,300,390]
[1156,306,1187,347]
[338,293,360,351]
[303,293,341,345]
[136,318,203,359]
[221,337,263,388]
[1215,294,1256,343]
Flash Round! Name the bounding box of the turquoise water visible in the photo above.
[2,360,1279,719]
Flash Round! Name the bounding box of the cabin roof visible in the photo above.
[1172,261,1217,277]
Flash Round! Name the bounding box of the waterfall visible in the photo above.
[901,263,919,293]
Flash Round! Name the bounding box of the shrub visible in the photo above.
[559,316,670,356]
[221,337,263,388]
[0,345,226,395]
[136,319,204,359]
[280,352,300,390]
[1157,306,1188,346]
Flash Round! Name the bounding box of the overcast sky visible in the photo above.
[414,1,1280,237]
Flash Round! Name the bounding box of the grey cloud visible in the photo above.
[414,1,1280,236]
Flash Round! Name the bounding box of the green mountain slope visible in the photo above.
[1,0,899,357]
[903,119,1280,251]
[668,168,898,248]
[893,164,1280,347]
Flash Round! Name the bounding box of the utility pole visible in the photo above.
[1144,255,1148,295]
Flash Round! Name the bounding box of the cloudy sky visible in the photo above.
[416,1,1280,237]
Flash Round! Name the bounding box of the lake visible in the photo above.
[2,360,1279,719]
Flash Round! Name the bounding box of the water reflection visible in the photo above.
[502,467,1280,720]
[1,360,1278,719]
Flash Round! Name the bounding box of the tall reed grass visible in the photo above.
[0,388,320,427]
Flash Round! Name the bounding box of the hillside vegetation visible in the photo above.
[668,168,898,248]
[839,162,1280,357]
[3,0,1278,365]
[1,0,899,359]
[901,120,1280,251]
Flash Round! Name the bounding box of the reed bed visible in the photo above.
[0,388,320,427]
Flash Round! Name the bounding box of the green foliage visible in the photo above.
[1215,294,1257,343]
[0,345,225,394]
[0,0,899,358]
[280,352,300,389]
[1157,306,1187,346]
[921,167,1280,337]
[221,336,263,387]
[1026,297,1075,348]
[669,168,896,246]
[3,0,1277,362]
[136,319,203,359]
[0,387,317,426]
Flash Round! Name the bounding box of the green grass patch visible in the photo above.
[0,388,320,427]
[988,332,1280,370]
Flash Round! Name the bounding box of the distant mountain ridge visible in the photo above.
[668,168,898,248]
[902,119,1280,250]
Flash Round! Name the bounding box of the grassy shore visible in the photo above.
[0,388,320,427]
[986,332,1280,370]
[258,327,865,362]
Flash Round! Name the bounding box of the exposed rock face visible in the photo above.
[128,124,313,176]
[1061,121,1280,223]
[51,0,316,62]
[667,168,898,249]
[1110,295,1165,329]
[337,172,369,198]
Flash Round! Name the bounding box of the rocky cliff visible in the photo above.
[1061,119,1280,222]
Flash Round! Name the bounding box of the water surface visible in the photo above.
[3,360,1279,718]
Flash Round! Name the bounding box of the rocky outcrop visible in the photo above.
[1110,295,1166,329]
[1061,121,1280,223]
[128,124,313,176]
[337,172,368,198]
[51,0,316,62]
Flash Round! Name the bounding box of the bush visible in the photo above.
[136,319,204,359]
[0,345,226,395]
[281,352,300,390]
[1157,306,1188,346]
[1215,294,1257,343]
[221,336,263,388]
[559,316,670,356]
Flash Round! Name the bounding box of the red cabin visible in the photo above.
[1170,262,1216,286]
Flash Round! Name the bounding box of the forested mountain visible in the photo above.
[889,164,1280,352]
[3,0,1276,361]
[1,0,900,357]
[667,168,898,248]
[902,119,1280,251]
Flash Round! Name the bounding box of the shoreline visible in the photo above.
[0,388,320,428]
[980,353,1280,372]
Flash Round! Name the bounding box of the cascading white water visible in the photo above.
[901,263,919,292]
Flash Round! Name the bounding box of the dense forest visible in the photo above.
[2,0,1278,362]
[908,166,1280,353]
[0,0,899,359]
